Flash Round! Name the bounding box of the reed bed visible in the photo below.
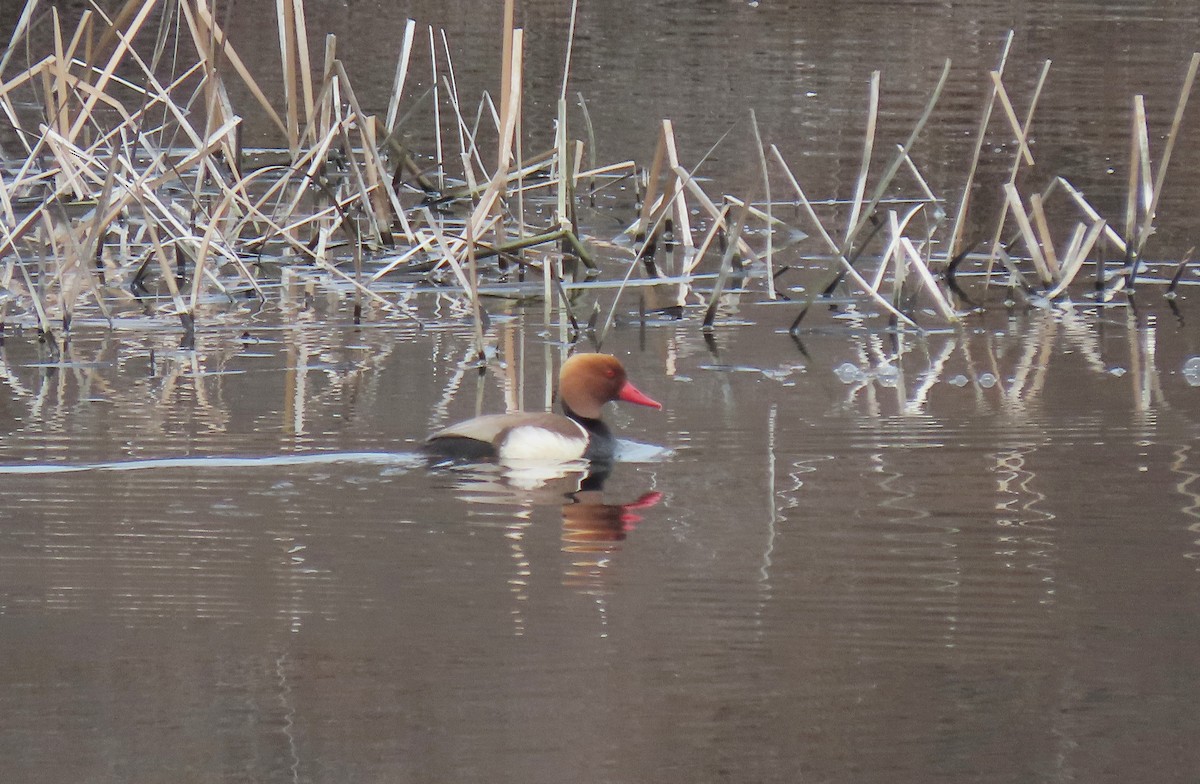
[1,1,1197,354]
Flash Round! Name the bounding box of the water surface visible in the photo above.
[2,1,1200,782]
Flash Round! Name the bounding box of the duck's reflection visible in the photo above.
[430,458,662,590]
[561,487,662,589]
[562,487,662,551]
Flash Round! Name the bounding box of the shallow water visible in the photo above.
[3,1,1200,782]
[0,296,1198,783]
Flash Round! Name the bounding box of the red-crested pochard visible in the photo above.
[426,353,662,463]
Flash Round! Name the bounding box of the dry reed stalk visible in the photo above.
[571,140,585,203]
[57,18,201,140]
[947,31,1013,261]
[0,0,39,78]
[719,196,788,234]
[1131,95,1153,251]
[276,120,342,225]
[328,61,396,242]
[437,148,556,202]
[276,0,301,152]
[1165,247,1194,298]
[980,59,1051,284]
[312,63,419,242]
[555,98,570,239]
[90,0,145,62]
[0,152,15,231]
[146,221,188,316]
[63,11,94,78]
[307,246,417,319]
[292,0,316,143]
[385,19,417,134]
[43,121,90,201]
[1123,99,1142,252]
[1002,183,1052,285]
[440,32,479,180]
[12,239,52,334]
[750,109,775,299]
[0,89,34,156]
[65,0,158,146]
[499,0,515,133]
[50,10,71,140]
[360,120,392,245]
[369,245,425,282]
[559,0,580,102]
[423,206,488,294]
[896,234,959,323]
[575,159,634,181]
[576,94,598,201]
[703,196,753,330]
[1043,219,1106,299]
[887,210,907,311]
[815,61,950,303]
[465,29,522,247]
[51,207,110,330]
[677,170,757,274]
[1054,177,1128,253]
[993,248,1034,300]
[873,204,924,293]
[331,114,384,249]
[1028,193,1059,279]
[843,71,880,259]
[69,132,248,299]
[849,59,951,252]
[1130,52,1200,268]
[182,0,289,140]
[317,34,336,142]
[897,154,943,258]
[593,184,691,346]
[635,125,669,250]
[426,26,446,191]
[660,121,693,267]
[76,144,120,310]
[541,248,554,327]
[689,203,731,281]
[770,145,918,329]
[988,71,1035,166]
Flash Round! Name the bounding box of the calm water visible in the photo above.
[3,1,1200,782]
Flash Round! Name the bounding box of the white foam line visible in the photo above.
[0,452,422,475]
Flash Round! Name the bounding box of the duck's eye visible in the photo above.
[604,368,616,378]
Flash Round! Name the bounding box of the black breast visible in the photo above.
[577,417,617,463]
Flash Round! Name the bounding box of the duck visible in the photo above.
[426,353,662,464]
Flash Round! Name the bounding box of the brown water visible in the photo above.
[3,1,1200,782]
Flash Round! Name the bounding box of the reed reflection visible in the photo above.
[826,305,1187,419]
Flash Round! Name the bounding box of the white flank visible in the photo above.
[497,423,588,462]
